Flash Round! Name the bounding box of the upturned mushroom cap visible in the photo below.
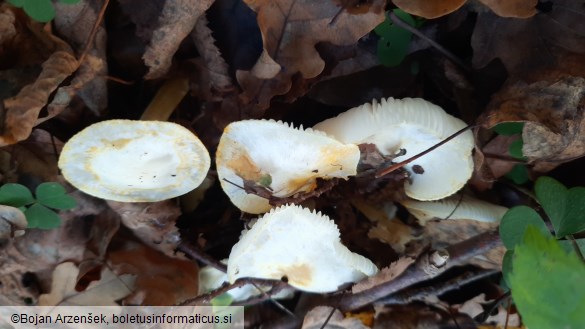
[216,120,360,214]
[401,195,508,223]
[227,204,378,293]
[313,98,474,201]
[0,205,27,238]
[58,120,210,202]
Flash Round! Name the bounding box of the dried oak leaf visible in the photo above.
[455,293,520,327]
[50,0,108,117]
[479,76,585,172]
[352,257,415,294]
[472,1,585,77]
[39,262,135,306]
[0,20,77,146]
[108,241,199,305]
[394,0,536,19]
[236,0,385,115]
[145,0,215,79]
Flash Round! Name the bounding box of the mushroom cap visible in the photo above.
[227,204,378,293]
[58,120,210,202]
[401,195,508,223]
[313,98,474,201]
[216,120,360,214]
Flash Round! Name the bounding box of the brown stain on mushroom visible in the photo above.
[102,138,133,149]
[227,151,265,182]
[274,263,312,287]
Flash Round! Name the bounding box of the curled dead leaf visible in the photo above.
[237,0,385,115]
[479,76,585,171]
[393,0,466,19]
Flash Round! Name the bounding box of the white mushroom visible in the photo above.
[58,120,210,202]
[313,97,474,201]
[216,120,360,214]
[227,204,378,293]
[401,195,508,224]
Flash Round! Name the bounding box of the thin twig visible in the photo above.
[388,11,471,72]
[567,235,585,263]
[177,242,227,273]
[78,0,110,64]
[179,277,285,306]
[335,229,501,311]
[375,269,498,305]
[376,125,476,178]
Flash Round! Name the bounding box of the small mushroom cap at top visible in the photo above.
[58,120,210,202]
[0,205,27,239]
[313,97,475,201]
[227,204,379,293]
[401,195,508,224]
[216,120,360,214]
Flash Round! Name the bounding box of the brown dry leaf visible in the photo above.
[39,262,135,306]
[108,241,199,305]
[3,129,62,181]
[352,199,415,253]
[352,257,415,294]
[479,76,585,172]
[406,220,504,270]
[455,293,521,327]
[236,0,385,115]
[374,304,475,329]
[190,15,234,96]
[480,135,519,179]
[478,0,536,18]
[302,306,369,329]
[471,2,585,77]
[0,31,77,146]
[51,0,108,117]
[107,200,182,257]
[143,0,214,79]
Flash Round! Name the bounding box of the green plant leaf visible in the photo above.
[505,164,529,185]
[510,226,585,329]
[7,0,25,7]
[535,176,585,237]
[23,0,55,23]
[508,138,526,160]
[501,249,514,286]
[24,203,62,229]
[35,182,77,210]
[499,205,550,249]
[492,122,524,136]
[375,9,415,67]
[0,183,35,207]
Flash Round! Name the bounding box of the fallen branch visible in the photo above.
[336,229,501,311]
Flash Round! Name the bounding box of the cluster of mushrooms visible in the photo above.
[57,97,507,298]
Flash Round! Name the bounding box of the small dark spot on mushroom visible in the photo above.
[153,175,156,178]
[312,169,318,173]
[412,165,424,174]
[281,276,289,283]
[171,174,176,177]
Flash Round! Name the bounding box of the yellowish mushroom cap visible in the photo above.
[216,120,360,214]
[58,120,210,202]
[227,204,378,293]
[313,97,474,201]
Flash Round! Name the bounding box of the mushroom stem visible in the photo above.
[140,77,189,121]
[375,125,476,178]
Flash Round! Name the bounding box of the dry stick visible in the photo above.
[376,125,476,178]
[179,277,286,306]
[177,242,227,273]
[375,269,498,305]
[388,11,471,72]
[78,0,110,65]
[335,229,501,311]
